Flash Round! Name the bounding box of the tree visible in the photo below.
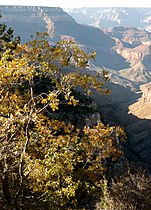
[0,14,20,60]
[0,31,125,209]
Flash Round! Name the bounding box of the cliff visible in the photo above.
[129,83,151,119]
[0,5,130,71]
[0,6,74,42]
[1,5,151,169]
[105,27,151,84]
[66,8,151,32]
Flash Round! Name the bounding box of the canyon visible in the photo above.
[0,5,151,170]
[66,8,151,32]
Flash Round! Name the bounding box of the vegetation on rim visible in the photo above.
[1,19,150,210]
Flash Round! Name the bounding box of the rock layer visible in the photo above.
[129,83,151,119]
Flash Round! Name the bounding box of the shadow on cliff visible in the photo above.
[94,82,151,171]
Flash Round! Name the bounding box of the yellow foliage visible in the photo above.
[0,31,125,209]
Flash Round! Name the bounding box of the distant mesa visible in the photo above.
[1,5,151,171]
[1,5,151,86]
[66,8,151,32]
[0,5,129,71]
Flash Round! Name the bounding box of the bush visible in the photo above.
[96,166,151,210]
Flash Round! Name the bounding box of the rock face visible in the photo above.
[129,83,151,119]
[110,82,151,170]
[2,5,151,84]
[1,5,151,84]
[0,5,131,71]
[110,88,151,170]
[105,26,151,84]
[106,27,151,44]
[126,118,151,170]
[1,5,151,170]
[66,8,151,32]
[141,83,151,103]
[0,6,74,43]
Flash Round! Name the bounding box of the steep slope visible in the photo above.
[105,27,151,84]
[129,83,151,119]
[106,26,151,44]
[66,8,151,84]
[119,104,151,170]
[0,5,151,170]
[0,5,130,70]
[0,6,73,43]
[66,8,151,32]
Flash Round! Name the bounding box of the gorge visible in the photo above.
[0,5,151,170]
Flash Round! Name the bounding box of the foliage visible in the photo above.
[0,16,20,60]
[24,121,123,209]
[0,28,124,209]
[96,167,151,210]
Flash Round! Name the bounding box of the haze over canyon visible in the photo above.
[0,5,151,169]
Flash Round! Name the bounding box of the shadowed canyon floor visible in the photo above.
[106,89,151,171]
[0,5,151,171]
